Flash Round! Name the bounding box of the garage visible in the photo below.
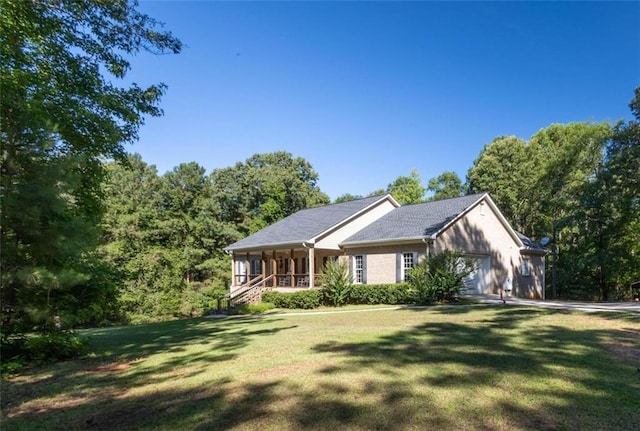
[463,256,491,294]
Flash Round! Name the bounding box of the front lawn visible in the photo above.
[2,305,639,430]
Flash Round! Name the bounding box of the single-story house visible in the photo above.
[224,193,546,302]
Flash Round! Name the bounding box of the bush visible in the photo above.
[408,250,475,304]
[262,291,288,308]
[318,260,353,306]
[231,302,276,315]
[25,330,90,362]
[262,290,322,309]
[1,330,91,374]
[348,283,414,305]
[262,284,416,309]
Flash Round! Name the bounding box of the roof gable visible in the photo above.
[341,193,489,245]
[224,194,397,252]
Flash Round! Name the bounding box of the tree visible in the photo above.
[467,124,614,299]
[1,1,181,330]
[211,151,330,235]
[334,193,364,203]
[568,89,640,300]
[318,260,352,306]
[529,122,612,235]
[407,250,475,304]
[427,171,466,200]
[467,136,534,234]
[101,156,240,322]
[386,169,425,204]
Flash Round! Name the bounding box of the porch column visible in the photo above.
[230,252,236,288]
[261,252,267,280]
[290,248,295,288]
[272,250,277,284]
[308,246,315,289]
[246,252,250,278]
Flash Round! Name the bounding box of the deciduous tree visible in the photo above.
[427,171,466,200]
[386,169,425,204]
[0,0,181,329]
[211,151,329,234]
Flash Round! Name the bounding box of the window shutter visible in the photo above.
[348,255,354,283]
[413,252,418,267]
[362,255,367,284]
[396,253,402,282]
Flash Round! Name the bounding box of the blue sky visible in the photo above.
[126,1,639,200]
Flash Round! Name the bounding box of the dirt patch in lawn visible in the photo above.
[600,328,640,363]
[87,362,136,373]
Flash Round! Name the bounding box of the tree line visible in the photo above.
[1,1,638,341]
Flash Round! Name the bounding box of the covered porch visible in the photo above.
[229,244,343,294]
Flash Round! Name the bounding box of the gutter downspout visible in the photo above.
[421,237,435,260]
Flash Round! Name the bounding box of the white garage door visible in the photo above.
[462,256,491,293]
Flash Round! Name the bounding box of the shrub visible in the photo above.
[289,290,322,309]
[231,302,275,315]
[348,283,414,305]
[318,260,352,306]
[408,250,475,304]
[262,290,322,309]
[262,291,289,308]
[1,330,91,374]
[25,330,91,362]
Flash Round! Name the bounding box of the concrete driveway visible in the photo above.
[465,294,640,313]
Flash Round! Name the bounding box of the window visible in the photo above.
[237,259,247,284]
[250,258,261,277]
[403,252,415,281]
[522,258,531,277]
[278,258,290,274]
[297,257,307,274]
[354,255,364,284]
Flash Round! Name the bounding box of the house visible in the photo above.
[224,193,547,301]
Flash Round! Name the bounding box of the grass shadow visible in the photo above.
[3,308,639,430]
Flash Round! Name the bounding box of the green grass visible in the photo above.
[2,305,639,430]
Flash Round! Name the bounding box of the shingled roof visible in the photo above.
[224,194,394,252]
[341,193,487,245]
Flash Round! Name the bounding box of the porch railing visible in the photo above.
[226,273,323,310]
[229,274,275,307]
[235,273,321,288]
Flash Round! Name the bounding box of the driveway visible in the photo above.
[465,294,640,313]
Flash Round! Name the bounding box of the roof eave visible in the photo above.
[341,235,434,248]
[224,240,315,254]
[520,247,549,255]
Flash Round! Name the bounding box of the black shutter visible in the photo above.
[362,255,367,284]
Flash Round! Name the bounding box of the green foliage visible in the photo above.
[262,290,323,309]
[347,283,414,305]
[0,0,180,334]
[386,168,425,204]
[318,260,353,306]
[562,88,640,300]
[263,284,415,308]
[211,151,330,235]
[467,121,621,300]
[427,171,466,200]
[1,330,90,374]
[333,193,364,203]
[100,156,239,321]
[467,136,534,233]
[231,302,276,315]
[407,251,475,304]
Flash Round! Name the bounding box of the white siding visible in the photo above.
[315,199,397,250]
